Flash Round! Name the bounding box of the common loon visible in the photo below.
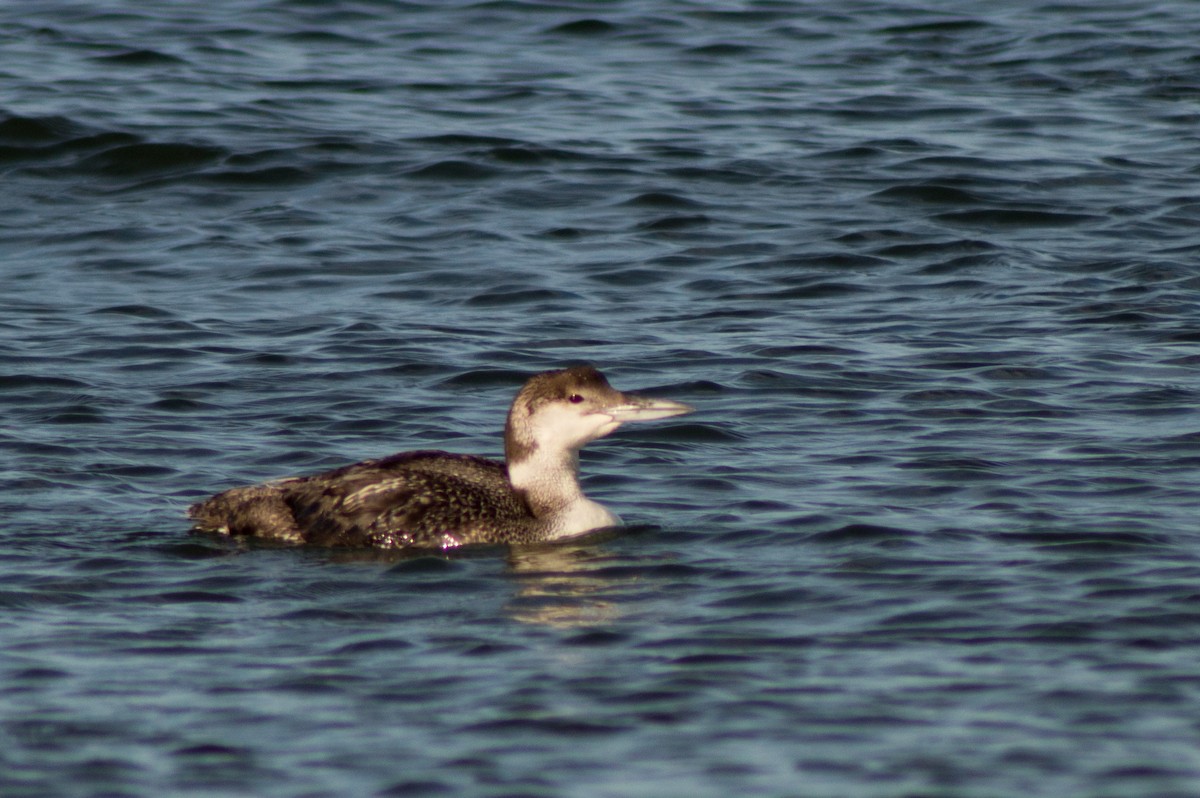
[188,366,694,548]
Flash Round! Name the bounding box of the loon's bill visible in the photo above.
[188,365,694,549]
[605,397,694,422]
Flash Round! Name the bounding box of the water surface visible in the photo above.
[4,2,1200,796]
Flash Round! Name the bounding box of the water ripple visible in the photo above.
[4,1,1200,797]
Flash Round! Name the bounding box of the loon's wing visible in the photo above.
[188,476,309,542]
[282,452,530,548]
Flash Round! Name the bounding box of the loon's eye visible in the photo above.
[568,394,585,404]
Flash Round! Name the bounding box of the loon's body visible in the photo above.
[188,366,693,548]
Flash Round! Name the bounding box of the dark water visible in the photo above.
[5,1,1200,795]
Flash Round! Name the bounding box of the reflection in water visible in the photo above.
[503,536,632,628]
[330,528,646,628]
[276,528,652,628]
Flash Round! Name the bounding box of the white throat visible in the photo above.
[507,447,621,540]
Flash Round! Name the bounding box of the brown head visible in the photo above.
[503,366,693,466]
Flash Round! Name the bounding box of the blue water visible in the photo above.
[5,1,1200,796]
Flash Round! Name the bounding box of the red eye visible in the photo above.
[568,394,584,403]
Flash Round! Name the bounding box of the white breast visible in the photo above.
[544,498,622,540]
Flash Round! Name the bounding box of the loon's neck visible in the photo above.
[506,448,620,538]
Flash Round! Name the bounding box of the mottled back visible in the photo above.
[190,451,539,547]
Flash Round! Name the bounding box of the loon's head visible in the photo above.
[504,366,693,466]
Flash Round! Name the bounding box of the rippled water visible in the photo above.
[5,1,1200,796]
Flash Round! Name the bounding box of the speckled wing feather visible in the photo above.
[187,476,310,543]
[279,451,535,548]
[190,450,534,547]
